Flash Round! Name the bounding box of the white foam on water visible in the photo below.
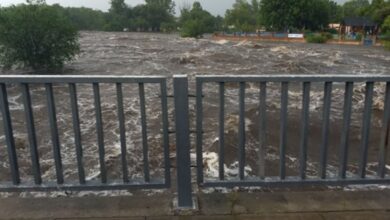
[193,152,253,180]
[214,39,229,45]
[270,46,288,53]
[234,40,252,47]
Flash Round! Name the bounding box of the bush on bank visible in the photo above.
[0,0,79,70]
[305,34,328,43]
[384,41,390,50]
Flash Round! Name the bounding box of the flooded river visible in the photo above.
[0,32,390,190]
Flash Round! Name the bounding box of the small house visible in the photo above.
[341,17,378,38]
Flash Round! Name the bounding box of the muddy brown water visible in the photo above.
[0,32,390,187]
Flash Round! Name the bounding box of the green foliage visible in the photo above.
[180,20,204,38]
[357,33,364,41]
[161,21,177,33]
[60,6,106,31]
[0,0,79,70]
[342,0,370,18]
[144,0,176,31]
[260,0,333,31]
[382,15,390,33]
[324,28,339,35]
[224,0,260,32]
[180,2,217,38]
[321,32,334,40]
[384,41,390,50]
[104,0,131,31]
[305,34,329,43]
[342,0,390,26]
[104,0,177,32]
[329,1,344,23]
[382,16,390,50]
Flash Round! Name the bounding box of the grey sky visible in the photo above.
[0,0,348,16]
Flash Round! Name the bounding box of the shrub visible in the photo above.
[180,20,204,38]
[321,32,333,40]
[179,2,215,38]
[356,33,363,41]
[323,28,338,35]
[384,41,390,50]
[382,16,390,34]
[0,0,79,70]
[305,34,328,43]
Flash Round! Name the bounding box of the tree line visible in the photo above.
[225,0,390,32]
[2,0,388,36]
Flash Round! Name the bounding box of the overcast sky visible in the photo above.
[0,0,348,16]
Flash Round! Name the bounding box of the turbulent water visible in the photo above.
[1,32,390,192]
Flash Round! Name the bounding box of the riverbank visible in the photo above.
[212,34,384,47]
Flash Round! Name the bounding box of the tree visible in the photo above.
[383,15,390,50]
[362,0,390,26]
[225,0,259,32]
[0,0,79,70]
[60,6,106,31]
[383,15,390,33]
[144,0,176,31]
[372,6,390,26]
[260,0,333,31]
[109,0,128,16]
[105,0,132,31]
[342,0,370,18]
[180,2,216,38]
[328,1,344,23]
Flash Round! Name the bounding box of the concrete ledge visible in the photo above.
[0,190,389,219]
[0,194,173,219]
[199,190,390,215]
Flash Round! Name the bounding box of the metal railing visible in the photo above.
[196,75,390,188]
[1,74,390,209]
[0,75,170,191]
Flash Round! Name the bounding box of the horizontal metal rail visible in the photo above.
[0,76,170,192]
[196,75,390,188]
[203,177,390,188]
[197,75,390,83]
[0,75,166,84]
[0,180,166,192]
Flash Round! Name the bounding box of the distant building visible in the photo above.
[341,17,378,37]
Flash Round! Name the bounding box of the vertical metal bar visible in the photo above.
[116,83,129,183]
[139,83,150,183]
[319,82,332,179]
[160,80,171,186]
[258,82,267,179]
[339,82,354,179]
[299,82,311,180]
[219,82,225,180]
[280,82,288,180]
[378,82,390,178]
[69,83,85,184]
[21,83,41,185]
[174,75,193,208]
[93,83,107,184]
[238,82,246,180]
[45,83,64,184]
[358,82,374,178]
[196,78,204,184]
[0,84,20,185]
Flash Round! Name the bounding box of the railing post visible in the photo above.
[173,75,194,209]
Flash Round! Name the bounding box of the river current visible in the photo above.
[0,32,390,196]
